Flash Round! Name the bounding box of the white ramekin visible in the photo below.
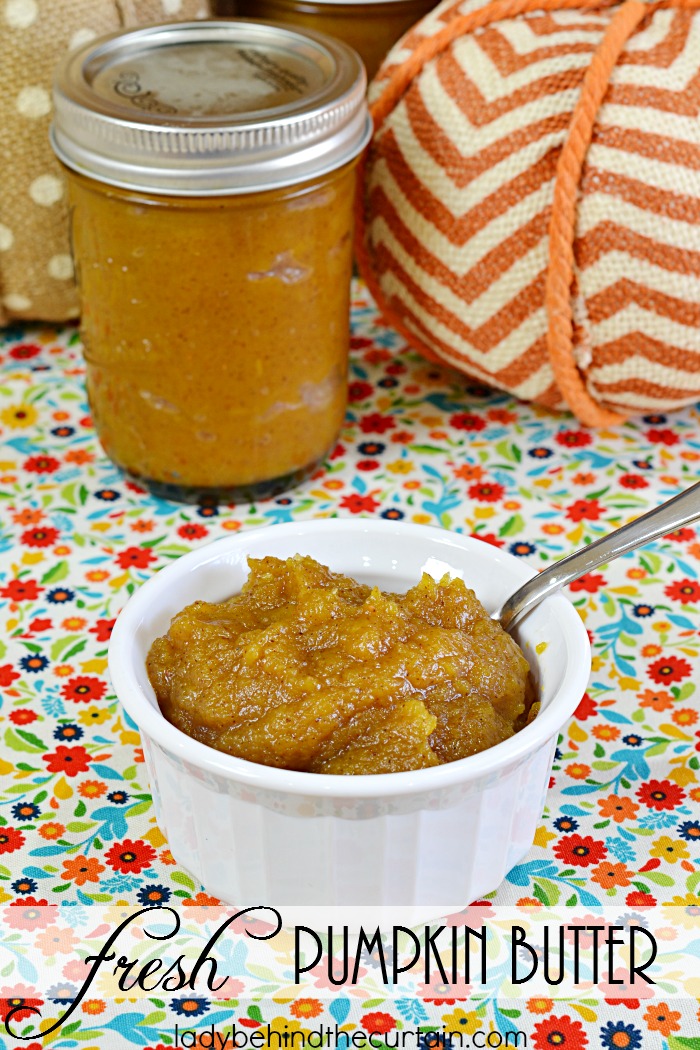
[109,519,590,910]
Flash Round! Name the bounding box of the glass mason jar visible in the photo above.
[232,0,436,80]
[51,21,369,502]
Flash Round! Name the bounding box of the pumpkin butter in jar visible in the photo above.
[231,1,437,80]
[51,22,370,500]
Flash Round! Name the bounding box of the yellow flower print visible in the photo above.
[649,836,690,864]
[0,403,38,429]
[386,459,414,474]
[257,1018,309,1047]
[77,705,111,727]
[442,1009,483,1036]
[662,894,700,928]
[533,826,556,849]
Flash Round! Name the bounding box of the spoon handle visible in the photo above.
[496,478,700,631]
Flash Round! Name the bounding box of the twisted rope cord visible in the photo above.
[355,0,700,424]
[545,0,650,426]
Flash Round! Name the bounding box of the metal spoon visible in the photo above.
[494,478,700,631]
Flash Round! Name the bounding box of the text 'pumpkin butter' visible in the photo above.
[147,555,535,774]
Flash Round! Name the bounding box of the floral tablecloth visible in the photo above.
[0,283,699,1047]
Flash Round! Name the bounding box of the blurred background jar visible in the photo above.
[51,20,369,502]
[219,0,437,79]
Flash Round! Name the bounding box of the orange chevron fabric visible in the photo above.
[356,0,700,424]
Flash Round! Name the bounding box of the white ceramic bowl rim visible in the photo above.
[109,520,591,798]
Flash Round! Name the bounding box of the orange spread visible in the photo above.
[236,1,437,79]
[147,555,536,774]
[67,165,357,494]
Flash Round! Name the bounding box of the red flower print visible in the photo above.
[330,443,346,460]
[0,985,43,1023]
[569,573,606,593]
[20,526,59,548]
[23,455,61,474]
[42,745,92,777]
[574,693,597,720]
[487,408,517,424]
[555,430,592,448]
[60,676,107,703]
[0,579,42,602]
[566,498,603,522]
[348,381,373,402]
[664,527,695,542]
[646,428,678,445]
[9,343,41,360]
[664,578,700,603]
[339,494,380,514]
[28,617,52,633]
[357,459,379,472]
[0,665,20,688]
[350,336,372,351]
[449,413,486,431]
[9,709,36,724]
[116,546,157,570]
[360,1013,396,1035]
[363,349,390,365]
[0,827,25,854]
[468,481,505,503]
[619,473,648,489]
[89,618,116,642]
[636,779,685,811]
[176,523,209,541]
[625,891,656,907]
[105,838,156,874]
[601,968,654,1009]
[359,413,395,434]
[648,655,692,684]
[470,532,505,548]
[533,1015,588,1049]
[6,898,57,931]
[553,834,606,868]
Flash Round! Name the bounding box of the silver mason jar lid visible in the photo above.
[50,19,371,196]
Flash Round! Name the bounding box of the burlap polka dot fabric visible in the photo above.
[0,0,211,325]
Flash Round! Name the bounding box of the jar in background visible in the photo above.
[51,21,369,502]
[229,0,436,80]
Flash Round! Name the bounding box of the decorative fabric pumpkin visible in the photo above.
[0,0,210,325]
[356,0,700,425]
